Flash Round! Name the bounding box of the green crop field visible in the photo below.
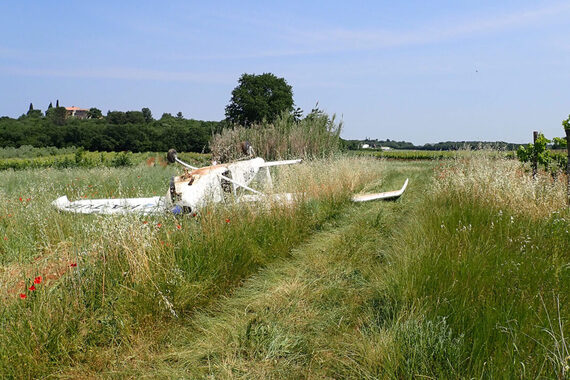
[0,152,568,378]
[351,148,517,160]
[0,146,211,171]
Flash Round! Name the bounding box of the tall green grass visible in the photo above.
[138,155,569,379]
[373,156,569,378]
[2,153,568,378]
[0,156,383,378]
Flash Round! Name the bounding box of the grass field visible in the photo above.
[0,153,568,378]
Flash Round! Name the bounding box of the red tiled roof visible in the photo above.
[65,106,88,111]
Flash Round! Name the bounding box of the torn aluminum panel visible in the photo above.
[52,195,167,215]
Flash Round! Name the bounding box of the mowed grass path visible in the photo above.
[71,157,568,379]
[62,162,432,378]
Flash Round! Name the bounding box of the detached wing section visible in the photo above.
[352,178,409,202]
[52,195,167,215]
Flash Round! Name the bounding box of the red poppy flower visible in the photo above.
[143,221,148,224]
[70,263,77,267]
[18,197,22,202]
[176,225,181,230]
[3,236,7,240]
[26,198,31,202]
[19,293,27,299]
[225,218,231,224]
[34,276,42,284]
[29,285,36,291]
[157,223,162,228]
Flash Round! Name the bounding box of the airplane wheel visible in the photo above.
[167,149,177,163]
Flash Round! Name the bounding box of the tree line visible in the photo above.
[343,138,525,151]
[0,108,218,153]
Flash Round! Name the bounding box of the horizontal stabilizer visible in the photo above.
[352,178,409,202]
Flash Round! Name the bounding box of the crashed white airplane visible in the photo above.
[52,149,408,215]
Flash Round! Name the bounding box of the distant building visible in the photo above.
[65,106,89,119]
[380,146,392,151]
[361,144,370,149]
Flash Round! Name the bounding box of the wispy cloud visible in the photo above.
[193,2,570,60]
[292,2,570,50]
[0,66,235,84]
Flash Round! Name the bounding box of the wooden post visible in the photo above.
[566,129,570,206]
[532,131,538,179]
[563,116,570,207]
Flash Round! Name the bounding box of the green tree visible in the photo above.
[142,107,153,123]
[27,109,43,118]
[225,73,294,126]
[107,111,126,124]
[87,107,103,119]
[27,103,42,118]
[47,107,67,126]
[125,111,145,124]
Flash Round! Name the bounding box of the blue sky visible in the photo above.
[1,1,569,144]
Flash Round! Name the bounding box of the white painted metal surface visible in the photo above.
[52,156,302,215]
[52,195,166,215]
[351,178,409,202]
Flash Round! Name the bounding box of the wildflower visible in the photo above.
[143,221,148,224]
[19,293,27,299]
[34,276,42,284]
[157,223,162,228]
[70,263,77,267]
[225,218,231,224]
[18,197,22,202]
[176,225,181,230]
[26,198,31,202]
[3,236,7,240]
[29,285,36,291]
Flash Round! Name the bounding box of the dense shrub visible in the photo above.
[209,111,342,162]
